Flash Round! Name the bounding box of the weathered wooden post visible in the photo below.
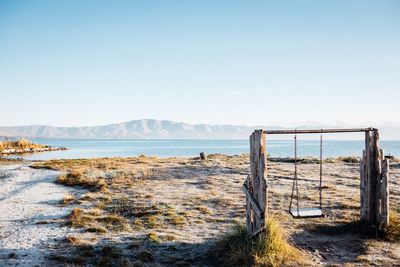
[243,130,267,237]
[360,129,389,226]
[381,151,390,226]
[200,152,207,160]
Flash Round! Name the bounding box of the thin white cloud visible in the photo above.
[226,91,242,96]
[258,89,272,95]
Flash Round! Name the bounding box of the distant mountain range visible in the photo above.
[0,119,399,140]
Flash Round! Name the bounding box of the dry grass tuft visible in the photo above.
[68,208,130,232]
[96,214,131,232]
[57,171,107,191]
[69,208,95,227]
[169,215,186,225]
[253,218,304,266]
[62,192,75,205]
[65,234,95,246]
[336,156,360,163]
[213,217,304,266]
[384,212,400,242]
[87,208,103,216]
[86,223,108,233]
[147,232,161,243]
[66,235,83,245]
[196,205,212,214]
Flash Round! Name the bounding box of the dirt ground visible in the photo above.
[1,154,399,266]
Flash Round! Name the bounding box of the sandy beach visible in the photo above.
[0,163,83,266]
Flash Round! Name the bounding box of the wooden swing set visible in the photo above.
[243,128,390,238]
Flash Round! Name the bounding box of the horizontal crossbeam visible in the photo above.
[264,128,375,135]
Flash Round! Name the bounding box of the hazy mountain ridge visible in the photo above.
[0,119,399,139]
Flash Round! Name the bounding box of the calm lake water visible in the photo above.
[9,139,400,160]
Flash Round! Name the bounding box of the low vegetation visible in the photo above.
[57,171,108,191]
[69,207,131,232]
[30,154,400,266]
[0,138,46,152]
[0,138,64,155]
[212,218,304,266]
[385,211,400,242]
[62,192,75,205]
[0,157,23,164]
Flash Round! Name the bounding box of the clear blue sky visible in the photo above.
[0,0,399,127]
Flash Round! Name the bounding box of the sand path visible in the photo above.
[0,164,79,266]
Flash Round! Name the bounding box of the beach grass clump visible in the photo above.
[69,208,95,228]
[16,139,32,149]
[337,156,360,163]
[57,171,108,191]
[62,192,75,205]
[87,208,103,216]
[145,215,161,228]
[69,208,130,232]
[96,214,131,232]
[147,232,161,243]
[66,234,94,246]
[384,212,400,242]
[213,217,303,266]
[86,223,108,233]
[196,205,212,214]
[168,214,186,226]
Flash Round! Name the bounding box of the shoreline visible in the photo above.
[0,146,67,156]
[4,139,400,161]
[10,153,400,163]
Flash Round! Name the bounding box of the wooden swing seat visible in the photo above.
[289,207,323,218]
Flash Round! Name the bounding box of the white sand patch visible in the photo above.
[0,165,80,266]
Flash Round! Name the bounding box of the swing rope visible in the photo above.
[319,134,323,210]
[289,131,324,217]
[289,131,299,214]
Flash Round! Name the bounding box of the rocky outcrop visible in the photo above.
[0,146,67,155]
